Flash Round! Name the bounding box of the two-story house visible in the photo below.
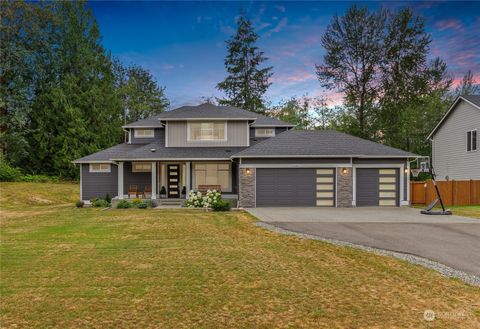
[74,103,416,208]
[427,95,480,180]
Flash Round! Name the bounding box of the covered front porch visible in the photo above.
[116,160,238,200]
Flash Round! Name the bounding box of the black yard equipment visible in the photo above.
[420,167,452,215]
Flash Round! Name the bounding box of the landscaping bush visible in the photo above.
[104,193,111,203]
[137,202,148,209]
[18,174,59,183]
[211,199,231,212]
[131,198,143,207]
[116,200,131,209]
[92,199,110,208]
[76,200,85,208]
[145,199,157,208]
[0,160,23,181]
[185,189,229,210]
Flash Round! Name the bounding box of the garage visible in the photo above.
[356,168,399,206]
[255,168,335,207]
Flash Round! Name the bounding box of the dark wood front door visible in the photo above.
[167,164,180,198]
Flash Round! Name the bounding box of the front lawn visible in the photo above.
[1,182,479,328]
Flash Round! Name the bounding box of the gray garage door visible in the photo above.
[256,168,316,207]
[356,168,399,206]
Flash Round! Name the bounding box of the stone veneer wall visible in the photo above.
[336,167,353,207]
[239,168,256,208]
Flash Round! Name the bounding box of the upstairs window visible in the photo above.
[467,130,477,152]
[89,163,111,173]
[255,128,275,137]
[134,129,154,138]
[188,122,226,141]
[132,162,152,172]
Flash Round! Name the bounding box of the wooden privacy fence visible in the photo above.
[410,180,480,206]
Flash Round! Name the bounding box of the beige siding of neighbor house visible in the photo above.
[432,99,480,180]
[166,120,249,147]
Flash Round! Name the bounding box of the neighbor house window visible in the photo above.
[467,130,477,152]
[193,163,231,191]
[188,122,226,141]
[89,163,111,173]
[255,128,275,137]
[132,162,152,172]
[134,129,154,138]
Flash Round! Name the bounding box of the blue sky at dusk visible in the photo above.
[89,1,480,108]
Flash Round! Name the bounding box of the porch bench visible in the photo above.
[198,185,221,193]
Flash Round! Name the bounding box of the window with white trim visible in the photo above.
[89,163,111,173]
[188,122,226,141]
[134,129,154,138]
[193,163,231,191]
[255,128,275,137]
[132,162,152,172]
[467,130,477,152]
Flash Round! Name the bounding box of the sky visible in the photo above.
[88,1,480,108]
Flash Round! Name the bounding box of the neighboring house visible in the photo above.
[74,103,416,207]
[427,95,480,180]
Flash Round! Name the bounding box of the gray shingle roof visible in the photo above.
[113,142,247,160]
[73,144,145,163]
[462,95,480,107]
[122,115,163,128]
[232,130,416,158]
[123,103,294,128]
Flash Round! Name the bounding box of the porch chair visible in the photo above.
[128,185,138,198]
[143,185,152,199]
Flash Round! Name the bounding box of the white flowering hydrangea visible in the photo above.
[185,189,223,209]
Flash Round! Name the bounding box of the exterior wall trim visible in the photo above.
[240,163,351,168]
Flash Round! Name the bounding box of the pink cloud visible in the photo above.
[435,19,463,32]
[451,74,480,88]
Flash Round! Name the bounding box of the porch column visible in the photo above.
[118,161,124,199]
[186,161,191,195]
[151,161,157,199]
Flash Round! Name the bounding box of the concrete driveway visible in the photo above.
[247,207,480,276]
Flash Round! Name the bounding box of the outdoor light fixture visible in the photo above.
[404,168,409,174]
[342,168,348,175]
[150,148,156,152]
[246,168,251,175]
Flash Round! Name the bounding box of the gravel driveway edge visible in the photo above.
[256,222,480,287]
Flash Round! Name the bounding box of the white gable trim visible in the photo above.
[427,96,480,140]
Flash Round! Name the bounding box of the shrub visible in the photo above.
[116,200,131,209]
[185,189,228,210]
[131,198,143,207]
[19,174,59,183]
[92,199,109,208]
[90,197,99,204]
[145,199,157,208]
[137,202,148,209]
[0,160,22,182]
[211,199,231,211]
[104,193,111,203]
[76,200,85,208]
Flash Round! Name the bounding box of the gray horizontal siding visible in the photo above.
[130,128,165,144]
[81,164,118,200]
[167,121,249,147]
[432,99,480,180]
[123,162,151,194]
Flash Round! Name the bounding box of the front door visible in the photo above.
[167,164,180,198]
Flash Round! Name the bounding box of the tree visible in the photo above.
[312,98,335,130]
[114,61,169,124]
[316,5,386,138]
[269,96,313,129]
[453,71,480,96]
[217,12,273,113]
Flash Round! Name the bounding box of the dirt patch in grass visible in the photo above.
[1,183,479,328]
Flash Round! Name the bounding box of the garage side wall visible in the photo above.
[239,168,256,208]
[336,167,353,207]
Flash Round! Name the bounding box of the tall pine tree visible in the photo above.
[217,12,273,113]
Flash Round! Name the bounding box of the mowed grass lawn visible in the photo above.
[1,183,479,328]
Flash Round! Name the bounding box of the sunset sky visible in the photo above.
[89,1,480,108]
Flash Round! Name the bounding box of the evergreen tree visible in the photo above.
[453,71,480,96]
[217,12,273,113]
[114,61,169,124]
[270,97,313,129]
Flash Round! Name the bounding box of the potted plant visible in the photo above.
[181,186,186,197]
[160,186,166,199]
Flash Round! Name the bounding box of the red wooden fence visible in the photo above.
[410,180,480,206]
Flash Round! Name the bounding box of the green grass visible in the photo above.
[1,182,480,328]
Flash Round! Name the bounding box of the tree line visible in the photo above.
[1,1,168,178]
[1,2,478,179]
